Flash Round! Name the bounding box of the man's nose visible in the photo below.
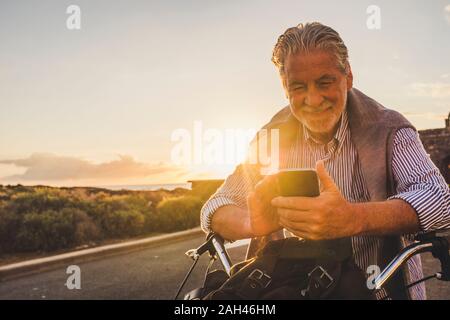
[304,88,324,108]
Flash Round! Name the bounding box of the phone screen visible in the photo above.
[276,168,320,197]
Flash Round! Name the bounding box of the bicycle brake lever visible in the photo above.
[185,249,200,260]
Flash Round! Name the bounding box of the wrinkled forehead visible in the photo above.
[284,50,342,82]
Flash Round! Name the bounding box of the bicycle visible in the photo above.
[175,230,450,300]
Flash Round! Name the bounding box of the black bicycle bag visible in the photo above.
[202,237,374,300]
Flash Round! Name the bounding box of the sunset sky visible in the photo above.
[1,0,449,187]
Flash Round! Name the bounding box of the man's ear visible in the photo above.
[281,75,289,99]
[346,63,353,89]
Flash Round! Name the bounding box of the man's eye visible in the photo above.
[319,81,333,87]
[292,85,305,91]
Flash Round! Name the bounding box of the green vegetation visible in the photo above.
[0,181,223,256]
[156,196,204,232]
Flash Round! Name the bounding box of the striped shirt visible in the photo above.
[200,107,450,300]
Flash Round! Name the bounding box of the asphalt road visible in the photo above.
[0,234,448,300]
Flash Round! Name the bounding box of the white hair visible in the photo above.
[272,22,350,76]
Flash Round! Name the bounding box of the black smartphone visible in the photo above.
[276,168,320,197]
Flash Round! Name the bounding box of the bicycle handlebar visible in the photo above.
[374,242,433,289]
[374,230,450,289]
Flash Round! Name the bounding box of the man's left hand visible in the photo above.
[271,160,361,240]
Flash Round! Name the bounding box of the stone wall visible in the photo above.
[418,113,450,183]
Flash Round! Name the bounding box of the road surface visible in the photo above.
[0,234,448,299]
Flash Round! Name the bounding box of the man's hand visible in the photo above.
[271,160,361,240]
[247,174,282,237]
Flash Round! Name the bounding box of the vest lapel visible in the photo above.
[347,88,388,201]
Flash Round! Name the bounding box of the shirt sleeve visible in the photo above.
[200,136,264,233]
[388,127,450,232]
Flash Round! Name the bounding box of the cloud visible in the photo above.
[410,82,450,98]
[0,153,186,183]
[445,4,450,25]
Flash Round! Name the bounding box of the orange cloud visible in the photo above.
[0,153,187,184]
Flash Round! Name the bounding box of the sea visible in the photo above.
[99,183,192,191]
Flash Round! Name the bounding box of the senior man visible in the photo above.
[200,22,450,299]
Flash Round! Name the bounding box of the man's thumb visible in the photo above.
[316,160,337,192]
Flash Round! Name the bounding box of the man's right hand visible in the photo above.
[247,175,282,237]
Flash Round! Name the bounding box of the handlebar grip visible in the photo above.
[436,229,450,245]
[426,230,450,281]
[417,230,450,244]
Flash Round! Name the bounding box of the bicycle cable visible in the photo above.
[404,274,437,290]
[380,273,437,300]
[174,255,200,300]
[202,254,217,284]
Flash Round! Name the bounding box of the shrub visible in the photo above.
[0,208,22,254]
[156,196,203,232]
[12,208,100,253]
[71,208,102,244]
[6,188,75,215]
[101,209,145,238]
[15,210,75,252]
[0,186,203,255]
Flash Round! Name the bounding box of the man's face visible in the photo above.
[283,50,353,139]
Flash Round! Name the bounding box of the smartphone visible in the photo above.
[276,168,320,197]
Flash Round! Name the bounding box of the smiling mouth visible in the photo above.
[304,106,332,115]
